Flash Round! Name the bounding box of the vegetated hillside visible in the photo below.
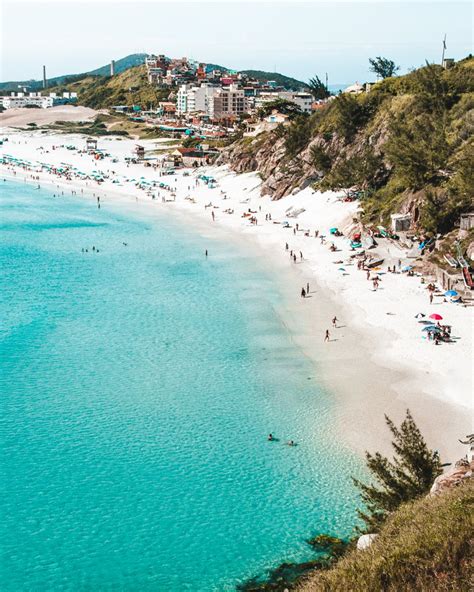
[1,55,306,93]
[298,479,473,592]
[47,65,171,109]
[220,57,474,249]
[0,54,147,92]
[240,70,307,90]
[42,64,306,109]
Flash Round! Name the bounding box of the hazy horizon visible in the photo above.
[1,1,472,84]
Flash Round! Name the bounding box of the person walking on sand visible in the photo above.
[299,251,303,260]
[430,292,433,304]
[332,316,338,328]
[285,243,289,251]
[211,210,215,221]
[293,254,297,263]
[301,287,306,298]
[306,282,310,294]
[324,329,330,342]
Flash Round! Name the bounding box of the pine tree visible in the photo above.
[352,410,442,532]
[369,56,400,79]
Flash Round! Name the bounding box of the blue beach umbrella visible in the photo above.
[422,325,441,332]
[445,290,458,297]
[402,265,413,271]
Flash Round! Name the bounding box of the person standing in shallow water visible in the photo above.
[205,249,208,257]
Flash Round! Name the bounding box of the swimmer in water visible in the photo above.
[268,433,274,441]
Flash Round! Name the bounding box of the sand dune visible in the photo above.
[0,105,98,127]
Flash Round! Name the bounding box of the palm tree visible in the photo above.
[308,75,329,100]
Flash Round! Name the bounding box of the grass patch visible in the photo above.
[299,480,474,592]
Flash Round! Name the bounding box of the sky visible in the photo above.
[1,0,472,84]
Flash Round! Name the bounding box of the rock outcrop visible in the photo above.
[429,459,474,496]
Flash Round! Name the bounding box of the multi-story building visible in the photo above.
[0,91,78,109]
[2,94,54,109]
[254,90,313,113]
[281,91,313,113]
[176,83,218,115]
[208,85,246,119]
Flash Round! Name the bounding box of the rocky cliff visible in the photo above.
[218,58,474,249]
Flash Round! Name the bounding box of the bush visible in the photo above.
[299,480,474,592]
[285,114,311,157]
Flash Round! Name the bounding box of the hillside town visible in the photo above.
[126,53,318,134]
[0,53,335,137]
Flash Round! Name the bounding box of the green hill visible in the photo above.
[46,65,170,109]
[240,70,307,90]
[38,61,307,110]
[1,56,306,94]
[0,54,147,92]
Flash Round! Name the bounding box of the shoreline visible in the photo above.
[1,130,471,461]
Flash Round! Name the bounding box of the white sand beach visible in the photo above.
[1,130,472,461]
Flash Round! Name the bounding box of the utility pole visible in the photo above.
[42,65,47,89]
[325,72,328,93]
[441,34,447,65]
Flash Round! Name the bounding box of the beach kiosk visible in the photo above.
[134,144,145,160]
[86,138,97,152]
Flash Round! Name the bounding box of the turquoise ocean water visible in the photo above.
[1,180,362,591]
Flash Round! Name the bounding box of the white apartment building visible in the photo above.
[285,92,313,113]
[176,83,217,115]
[176,83,247,119]
[2,95,53,109]
[254,91,313,113]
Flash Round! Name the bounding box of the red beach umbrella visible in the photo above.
[429,313,443,320]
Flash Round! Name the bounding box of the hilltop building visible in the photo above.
[342,82,364,94]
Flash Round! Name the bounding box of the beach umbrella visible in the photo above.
[445,290,458,297]
[402,265,413,271]
[422,326,441,332]
[429,313,443,320]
